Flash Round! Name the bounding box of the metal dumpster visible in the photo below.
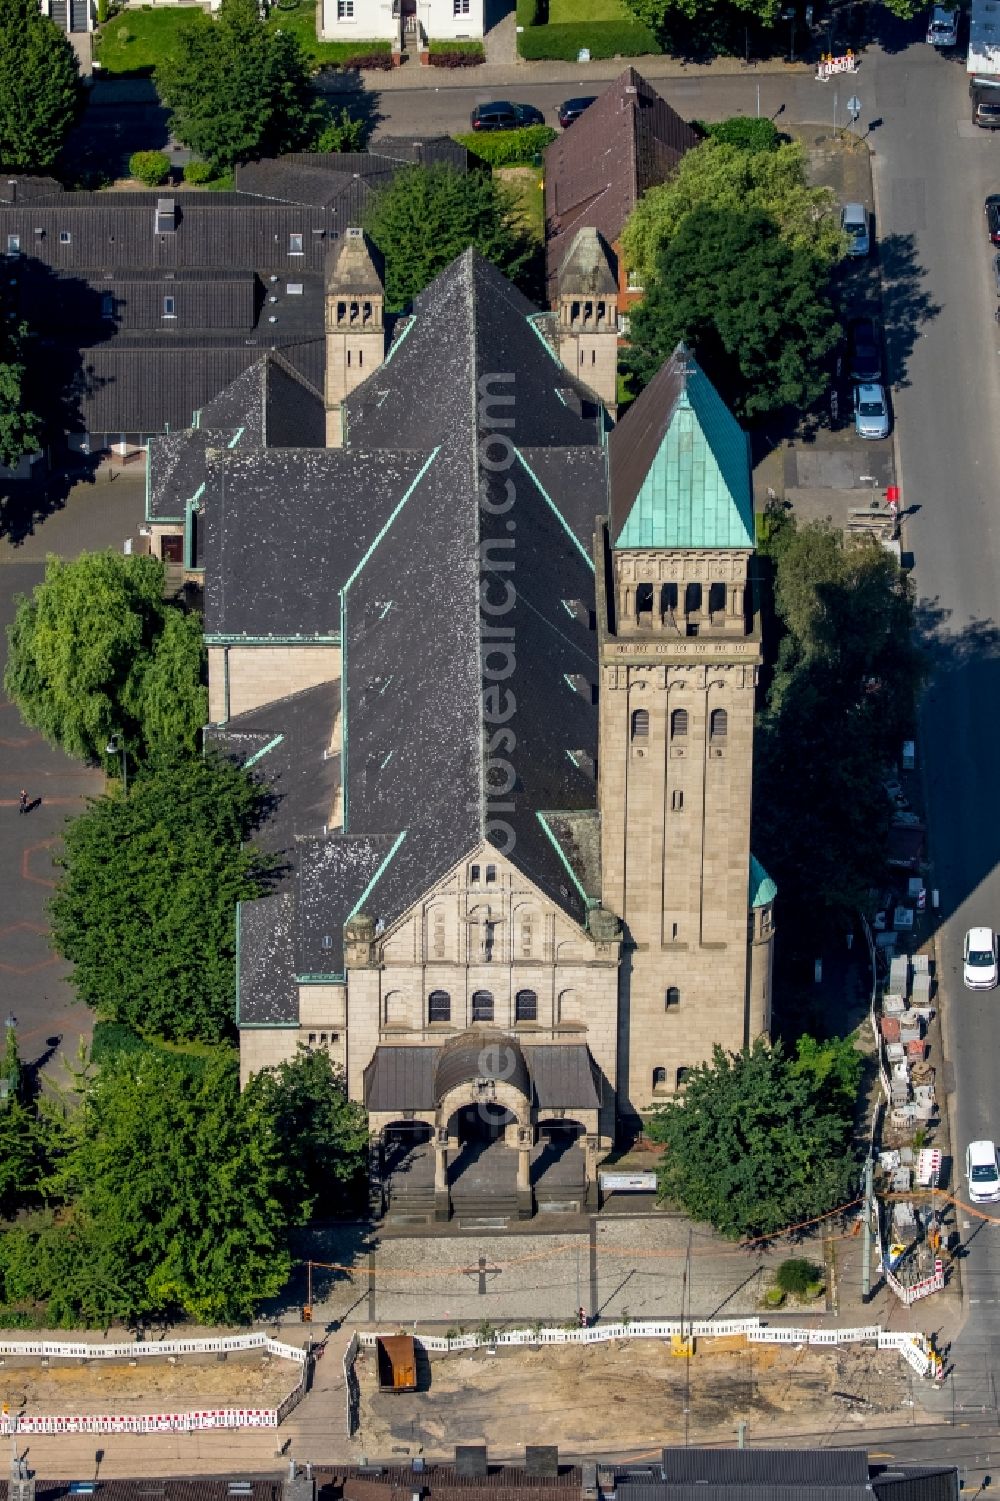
[376,1334,418,1393]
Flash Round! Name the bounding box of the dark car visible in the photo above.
[847,316,882,383]
[469,100,546,132]
[986,195,1000,244]
[557,96,598,129]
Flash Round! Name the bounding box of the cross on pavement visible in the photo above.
[462,1254,502,1295]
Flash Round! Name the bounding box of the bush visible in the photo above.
[763,1286,786,1308]
[775,1258,822,1295]
[516,18,660,57]
[128,149,171,186]
[91,1020,149,1065]
[453,124,558,167]
[182,159,214,184]
[705,117,780,152]
[316,48,393,71]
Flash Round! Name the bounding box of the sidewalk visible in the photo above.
[322,52,816,92]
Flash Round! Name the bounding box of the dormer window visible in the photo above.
[6,234,19,255]
[162,295,175,318]
[59,230,71,245]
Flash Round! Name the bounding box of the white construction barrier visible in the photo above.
[816,52,859,79]
[0,1408,278,1436]
[0,1334,306,1363]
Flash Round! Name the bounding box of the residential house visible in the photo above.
[544,67,699,320]
[0,142,472,456]
[318,0,484,46]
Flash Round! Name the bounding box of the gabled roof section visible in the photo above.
[558,227,618,297]
[544,68,699,300]
[610,345,754,550]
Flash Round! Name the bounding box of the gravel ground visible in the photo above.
[0,1352,300,1416]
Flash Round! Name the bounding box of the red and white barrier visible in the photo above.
[816,52,859,79]
[0,1407,279,1436]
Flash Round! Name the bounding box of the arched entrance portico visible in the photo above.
[431,1029,534,1222]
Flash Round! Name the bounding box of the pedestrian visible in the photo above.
[18,789,27,816]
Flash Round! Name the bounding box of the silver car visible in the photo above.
[841,201,870,258]
[927,5,958,44]
[854,382,890,440]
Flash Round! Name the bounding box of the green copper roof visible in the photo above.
[750,854,777,909]
[612,349,754,550]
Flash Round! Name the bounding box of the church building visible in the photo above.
[147,226,775,1224]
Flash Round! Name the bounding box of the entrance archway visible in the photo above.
[450,1101,515,1144]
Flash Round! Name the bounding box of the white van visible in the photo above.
[841,202,870,259]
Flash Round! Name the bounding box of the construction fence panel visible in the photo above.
[0,1334,305,1364]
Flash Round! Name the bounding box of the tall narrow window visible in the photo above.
[671,708,688,739]
[665,987,680,1009]
[652,1067,667,1089]
[485,864,497,885]
[472,990,494,1023]
[428,990,451,1023]
[676,1066,691,1088]
[6,235,19,255]
[710,708,728,742]
[631,708,649,741]
[469,864,481,885]
[162,296,175,317]
[101,293,113,318]
[515,989,537,1023]
[671,789,684,812]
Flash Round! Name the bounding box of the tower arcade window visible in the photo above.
[676,1067,692,1088]
[515,989,538,1023]
[472,990,494,1023]
[710,709,728,743]
[635,582,653,622]
[671,709,688,739]
[652,1067,667,1090]
[665,987,680,1009]
[630,709,649,741]
[428,990,451,1023]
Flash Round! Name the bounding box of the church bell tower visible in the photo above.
[324,227,386,448]
[597,346,773,1122]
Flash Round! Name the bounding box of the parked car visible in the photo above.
[972,84,1000,128]
[966,1139,1000,1203]
[557,96,598,129]
[841,201,870,258]
[927,5,959,44]
[994,252,1000,298]
[987,195,1000,245]
[469,101,545,132]
[847,316,882,383]
[853,382,890,440]
[963,926,998,989]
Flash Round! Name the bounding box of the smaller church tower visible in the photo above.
[324,227,386,448]
[556,228,619,418]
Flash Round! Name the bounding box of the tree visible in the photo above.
[753,520,926,917]
[0,0,79,172]
[0,319,42,470]
[17,1049,290,1325]
[156,0,316,173]
[624,205,840,419]
[624,0,786,31]
[50,755,274,1043]
[139,608,208,762]
[4,552,206,765]
[646,1037,860,1239]
[313,105,368,154]
[621,138,843,290]
[365,163,536,309]
[246,1048,369,1222]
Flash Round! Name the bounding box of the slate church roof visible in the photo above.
[185,250,612,1024]
[543,68,699,301]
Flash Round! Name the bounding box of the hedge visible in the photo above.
[183,160,215,184]
[516,18,660,57]
[453,124,558,166]
[516,0,545,21]
[314,40,394,70]
[428,38,485,64]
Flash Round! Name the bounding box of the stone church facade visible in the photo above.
[148,224,774,1223]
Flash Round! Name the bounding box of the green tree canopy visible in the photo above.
[156,0,316,172]
[17,1049,290,1325]
[622,138,843,289]
[0,0,79,171]
[4,552,205,764]
[624,204,840,419]
[364,163,536,308]
[50,755,274,1043]
[139,608,208,761]
[246,1047,369,1223]
[647,1037,860,1239]
[0,320,43,470]
[754,518,926,918]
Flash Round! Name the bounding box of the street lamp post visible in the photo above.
[105,735,127,795]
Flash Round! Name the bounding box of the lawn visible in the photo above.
[94,0,389,76]
[497,167,545,242]
[93,4,208,76]
[548,0,631,19]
